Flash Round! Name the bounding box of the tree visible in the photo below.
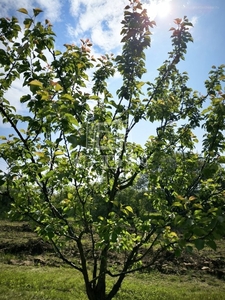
[0,1,225,299]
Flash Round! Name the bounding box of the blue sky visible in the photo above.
[0,0,225,170]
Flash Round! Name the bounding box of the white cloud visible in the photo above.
[67,0,174,52]
[34,0,62,22]
[68,0,128,52]
[0,0,62,23]
[5,81,29,112]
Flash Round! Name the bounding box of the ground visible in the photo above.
[0,219,225,280]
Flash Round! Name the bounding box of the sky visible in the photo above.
[0,0,225,171]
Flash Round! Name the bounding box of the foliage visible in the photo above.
[0,1,225,299]
[0,185,13,218]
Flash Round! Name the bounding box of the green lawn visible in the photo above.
[0,263,224,300]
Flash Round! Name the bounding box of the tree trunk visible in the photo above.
[85,284,107,300]
[85,271,125,300]
[85,246,108,300]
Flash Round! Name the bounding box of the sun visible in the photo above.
[157,0,171,17]
[146,0,172,19]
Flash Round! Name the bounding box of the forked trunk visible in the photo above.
[85,281,107,300]
[85,246,108,300]
[85,270,126,300]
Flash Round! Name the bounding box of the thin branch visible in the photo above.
[50,238,83,272]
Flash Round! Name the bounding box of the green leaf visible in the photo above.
[67,135,79,146]
[194,239,205,251]
[33,8,43,17]
[172,202,183,207]
[124,206,133,214]
[24,18,33,29]
[185,245,193,253]
[67,135,86,147]
[18,8,28,14]
[61,94,74,101]
[45,170,54,179]
[19,129,26,134]
[29,80,43,87]
[20,94,31,103]
[113,200,119,207]
[54,50,62,56]
[0,176,5,186]
[168,231,178,238]
[206,240,217,251]
[64,114,78,126]
[217,156,225,163]
[54,150,64,156]
[35,152,45,157]
[136,81,145,89]
[67,193,73,200]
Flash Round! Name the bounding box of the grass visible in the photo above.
[0,264,225,300]
[0,264,85,300]
[0,219,225,299]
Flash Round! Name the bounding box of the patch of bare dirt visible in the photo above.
[153,250,225,279]
[0,220,225,279]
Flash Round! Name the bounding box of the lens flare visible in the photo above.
[146,0,172,19]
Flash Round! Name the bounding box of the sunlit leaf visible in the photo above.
[175,194,185,201]
[124,206,133,214]
[19,129,26,134]
[172,202,183,207]
[54,50,62,56]
[29,80,43,87]
[67,193,73,200]
[18,8,28,14]
[54,150,64,156]
[24,18,33,29]
[35,152,45,157]
[193,204,203,209]
[55,83,63,91]
[169,231,178,238]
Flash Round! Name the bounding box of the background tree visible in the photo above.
[0,1,225,299]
